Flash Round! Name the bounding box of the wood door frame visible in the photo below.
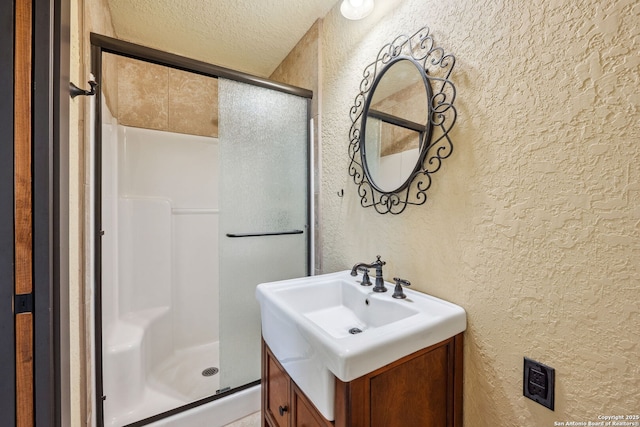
[2,0,70,425]
[1,0,17,421]
[15,0,35,425]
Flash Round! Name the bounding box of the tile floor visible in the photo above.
[224,411,261,426]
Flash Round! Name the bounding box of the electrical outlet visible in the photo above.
[523,357,555,410]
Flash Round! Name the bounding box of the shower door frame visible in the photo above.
[90,33,313,427]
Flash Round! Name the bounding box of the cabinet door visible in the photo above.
[370,344,449,427]
[335,335,463,427]
[292,384,332,427]
[265,351,290,427]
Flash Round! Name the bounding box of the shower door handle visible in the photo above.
[225,229,304,238]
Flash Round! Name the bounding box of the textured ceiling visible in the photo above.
[106,0,340,77]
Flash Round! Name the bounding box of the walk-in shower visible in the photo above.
[93,35,311,427]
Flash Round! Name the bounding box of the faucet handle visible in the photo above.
[374,255,386,266]
[392,277,411,299]
[357,267,372,286]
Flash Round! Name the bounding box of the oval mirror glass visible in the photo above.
[362,59,430,193]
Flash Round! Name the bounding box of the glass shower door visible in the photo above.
[217,79,309,391]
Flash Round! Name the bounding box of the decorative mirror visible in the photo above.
[348,26,457,214]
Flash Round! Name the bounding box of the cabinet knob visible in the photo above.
[278,405,288,416]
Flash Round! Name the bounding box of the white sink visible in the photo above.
[256,270,466,421]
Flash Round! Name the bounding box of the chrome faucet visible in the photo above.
[350,256,387,292]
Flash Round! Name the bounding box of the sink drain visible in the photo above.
[348,327,363,335]
[202,367,219,377]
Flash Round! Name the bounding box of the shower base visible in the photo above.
[105,340,221,427]
[149,341,221,401]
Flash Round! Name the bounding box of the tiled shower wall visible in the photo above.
[103,53,219,138]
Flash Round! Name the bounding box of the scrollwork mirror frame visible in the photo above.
[348,26,457,214]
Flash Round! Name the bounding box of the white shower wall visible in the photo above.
[101,111,221,425]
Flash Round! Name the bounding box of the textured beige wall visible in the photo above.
[70,0,117,425]
[68,2,83,426]
[270,19,320,102]
[320,0,639,425]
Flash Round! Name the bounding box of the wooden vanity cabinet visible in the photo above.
[262,333,463,427]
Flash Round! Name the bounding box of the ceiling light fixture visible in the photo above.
[340,0,374,20]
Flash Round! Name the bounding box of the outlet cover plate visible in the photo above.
[523,357,555,410]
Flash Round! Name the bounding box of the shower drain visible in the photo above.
[202,367,219,377]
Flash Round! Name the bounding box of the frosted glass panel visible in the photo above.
[218,79,309,390]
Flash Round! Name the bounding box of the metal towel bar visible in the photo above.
[225,230,304,238]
